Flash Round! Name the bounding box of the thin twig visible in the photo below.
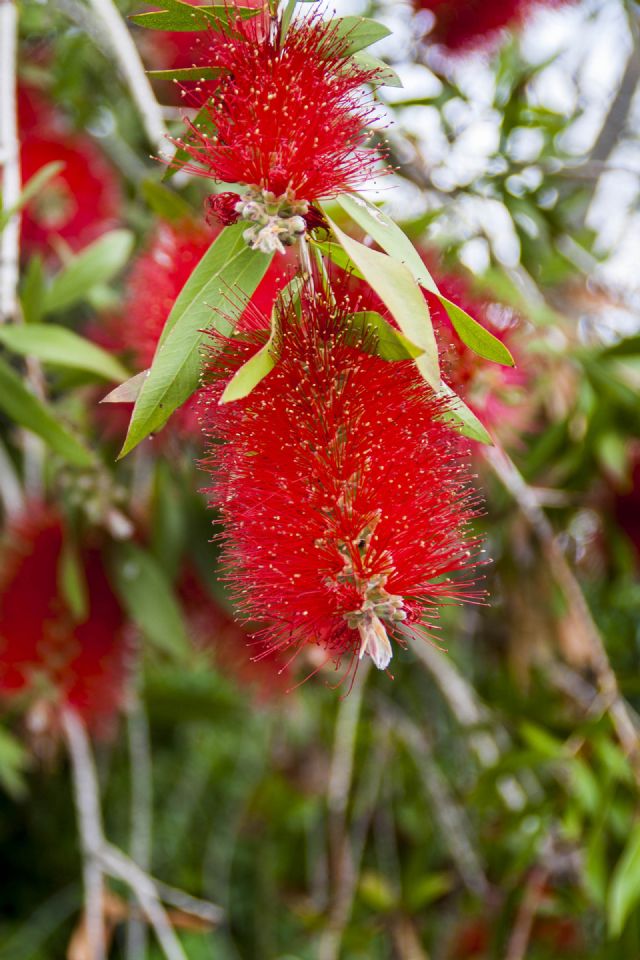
[504,865,548,960]
[485,445,640,785]
[126,688,153,960]
[61,708,107,960]
[81,0,168,154]
[0,0,20,323]
[99,845,189,960]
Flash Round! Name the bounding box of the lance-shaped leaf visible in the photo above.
[131,2,259,31]
[43,230,134,314]
[0,324,129,382]
[322,211,441,390]
[336,194,515,367]
[0,355,94,466]
[119,225,273,458]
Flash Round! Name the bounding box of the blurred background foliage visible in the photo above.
[2,0,640,957]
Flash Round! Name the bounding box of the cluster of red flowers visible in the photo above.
[19,87,121,257]
[0,506,129,736]
[174,6,381,245]
[414,0,573,52]
[199,285,483,676]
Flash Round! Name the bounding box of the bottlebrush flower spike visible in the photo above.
[0,506,129,736]
[414,0,574,53]
[199,285,484,677]
[174,9,382,251]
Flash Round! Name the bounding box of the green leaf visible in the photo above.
[0,355,94,466]
[0,727,29,799]
[438,382,493,445]
[131,3,259,31]
[0,161,65,231]
[351,50,402,88]
[0,324,130,382]
[140,178,194,224]
[119,225,273,457]
[609,821,640,937]
[43,230,134,314]
[335,194,515,366]
[322,210,440,389]
[345,311,423,361]
[220,332,276,403]
[440,296,515,366]
[108,542,191,660]
[330,16,392,55]
[20,254,46,325]
[147,66,221,82]
[220,275,307,403]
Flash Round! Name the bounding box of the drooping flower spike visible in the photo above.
[414,0,574,53]
[199,280,484,678]
[173,8,383,252]
[0,505,130,737]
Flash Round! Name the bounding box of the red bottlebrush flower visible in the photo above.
[199,286,483,676]
[415,0,574,53]
[21,132,121,256]
[175,11,381,214]
[0,506,129,736]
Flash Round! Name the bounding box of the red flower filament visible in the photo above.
[199,288,483,677]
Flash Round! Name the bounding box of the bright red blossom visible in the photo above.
[0,506,129,735]
[199,288,483,676]
[415,0,574,52]
[177,11,381,202]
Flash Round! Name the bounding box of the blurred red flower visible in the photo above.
[414,0,573,52]
[199,284,483,678]
[0,506,130,736]
[18,87,121,257]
